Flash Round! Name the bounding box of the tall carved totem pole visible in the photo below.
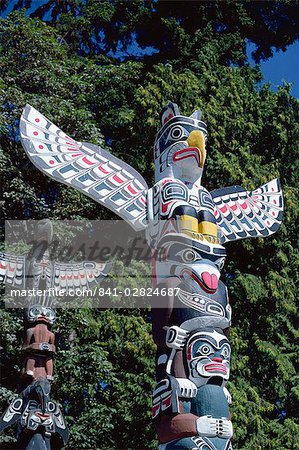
[12,102,283,449]
[0,220,110,449]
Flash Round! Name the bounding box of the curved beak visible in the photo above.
[187,130,206,168]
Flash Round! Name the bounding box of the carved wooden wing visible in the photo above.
[52,261,111,291]
[211,179,283,243]
[0,252,26,288]
[20,105,148,230]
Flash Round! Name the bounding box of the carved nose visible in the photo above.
[212,357,223,362]
[187,130,206,168]
[202,272,218,290]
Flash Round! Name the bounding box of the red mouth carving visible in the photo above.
[37,315,49,322]
[181,269,218,294]
[173,147,201,165]
[204,363,227,374]
[202,272,219,291]
[36,412,50,420]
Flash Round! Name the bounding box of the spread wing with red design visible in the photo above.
[1,251,110,293]
[211,179,283,243]
[53,261,111,291]
[20,105,148,230]
[0,252,26,288]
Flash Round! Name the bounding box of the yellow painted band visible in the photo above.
[198,221,218,237]
[179,215,198,233]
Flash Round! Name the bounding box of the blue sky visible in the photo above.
[247,41,299,98]
[1,2,298,98]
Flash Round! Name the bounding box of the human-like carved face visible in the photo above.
[186,330,231,387]
[27,305,56,325]
[156,233,226,293]
[154,102,207,182]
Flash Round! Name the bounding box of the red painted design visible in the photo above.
[161,202,170,214]
[152,404,160,418]
[204,362,227,374]
[97,165,109,174]
[8,264,15,273]
[82,156,94,165]
[71,154,82,157]
[240,202,247,209]
[163,113,173,124]
[113,174,124,184]
[202,272,219,291]
[274,199,277,204]
[128,185,137,195]
[39,145,44,149]
[272,211,275,216]
[33,131,38,136]
[35,118,40,123]
[0,262,6,269]
[60,275,66,280]
[220,205,227,213]
[181,268,217,294]
[141,196,146,204]
[173,148,200,165]
[163,395,172,408]
[36,412,50,420]
[231,204,237,211]
[49,160,55,165]
[267,220,270,225]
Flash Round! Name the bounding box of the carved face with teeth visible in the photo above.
[156,233,226,293]
[186,330,231,387]
[154,102,207,183]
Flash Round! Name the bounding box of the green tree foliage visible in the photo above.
[0,2,298,449]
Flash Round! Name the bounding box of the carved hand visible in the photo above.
[165,325,189,349]
[196,415,233,439]
[172,377,197,398]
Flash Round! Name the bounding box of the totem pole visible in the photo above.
[0,219,110,449]
[18,103,283,449]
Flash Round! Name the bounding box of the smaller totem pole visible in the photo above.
[0,220,110,449]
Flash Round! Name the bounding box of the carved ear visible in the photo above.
[189,109,202,121]
[160,102,180,126]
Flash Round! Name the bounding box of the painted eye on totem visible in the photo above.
[176,249,201,263]
[167,125,187,141]
[32,307,40,316]
[198,344,213,356]
[220,345,230,359]
[183,249,197,263]
[216,257,225,270]
[47,401,55,413]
